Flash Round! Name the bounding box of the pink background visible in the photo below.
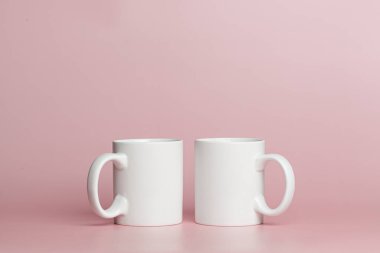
[1,1,379,252]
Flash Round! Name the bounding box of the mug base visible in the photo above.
[114,220,183,227]
[195,220,263,227]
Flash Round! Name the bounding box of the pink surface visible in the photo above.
[1,211,379,253]
[1,0,379,252]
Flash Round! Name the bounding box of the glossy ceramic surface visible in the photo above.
[87,139,183,226]
[195,138,295,226]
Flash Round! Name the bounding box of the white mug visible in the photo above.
[195,138,295,226]
[87,139,183,226]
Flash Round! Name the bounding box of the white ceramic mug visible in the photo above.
[87,139,183,226]
[195,138,295,226]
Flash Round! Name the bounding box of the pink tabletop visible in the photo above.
[1,208,378,253]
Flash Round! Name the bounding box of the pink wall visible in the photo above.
[1,0,379,220]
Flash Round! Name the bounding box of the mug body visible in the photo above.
[195,138,265,226]
[113,139,183,226]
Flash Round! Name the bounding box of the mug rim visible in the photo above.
[113,138,182,143]
[196,138,264,143]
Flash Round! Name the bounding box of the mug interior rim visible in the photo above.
[196,138,264,143]
[113,138,181,143]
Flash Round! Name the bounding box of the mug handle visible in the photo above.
[87,153,129,218]
[254,154,295,216]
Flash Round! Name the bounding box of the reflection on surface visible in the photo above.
[183,223,266,252]
[89,214,270,252]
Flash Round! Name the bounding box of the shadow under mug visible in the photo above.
[87,138,183,226]
[195,138,295,226]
